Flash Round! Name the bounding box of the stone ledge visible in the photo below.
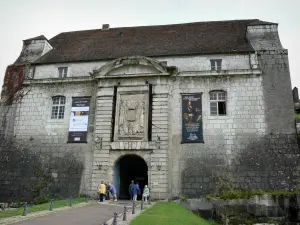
[110,141,157,150]
[179,68,262,77]
[23,76,93,84]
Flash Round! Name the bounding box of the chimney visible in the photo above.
[102,24,110,30]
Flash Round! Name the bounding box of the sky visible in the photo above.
[0,0,299,91]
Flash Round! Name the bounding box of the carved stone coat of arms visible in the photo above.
[115,92,148,141]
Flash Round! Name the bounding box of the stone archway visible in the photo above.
[113,154,148,200]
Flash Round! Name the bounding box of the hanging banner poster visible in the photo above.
[181,93,204,143]
[68,97,91,143]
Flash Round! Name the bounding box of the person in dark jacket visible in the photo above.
[129,180,134,200]
[132,182,140,201]
[105,182,110,200]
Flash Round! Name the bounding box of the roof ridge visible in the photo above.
[248,19,278,26]
[54,19,259,36]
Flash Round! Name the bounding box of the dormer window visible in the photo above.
[58,67,68,78]
[210,59,222,71]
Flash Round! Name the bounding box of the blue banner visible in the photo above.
[182,94,203,143]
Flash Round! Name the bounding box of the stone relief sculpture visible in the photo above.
[118,98,145,137]
[114,90,149,141]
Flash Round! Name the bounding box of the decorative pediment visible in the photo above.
[90,56,175,78]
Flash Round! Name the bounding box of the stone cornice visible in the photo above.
[23,76,93,84]
[22,69,262,85]
[178,69,262,77]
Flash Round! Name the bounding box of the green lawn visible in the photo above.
[130,201,218,225]
[295,113,300,122]
[0,197,87,219]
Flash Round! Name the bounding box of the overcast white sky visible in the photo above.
[0,0,299,91]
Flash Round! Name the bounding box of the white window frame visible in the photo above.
[209,91,226,116]
[210,59,222,71]
[51,96,66,119]
[58,67,68,78]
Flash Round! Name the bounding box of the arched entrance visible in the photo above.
[114,155,148,199]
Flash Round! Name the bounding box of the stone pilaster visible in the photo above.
[150,84,169,199]
[91,87,114,191]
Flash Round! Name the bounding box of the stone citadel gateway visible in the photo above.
[0,19,298,200]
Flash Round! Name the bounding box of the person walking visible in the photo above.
[129,180,134,200]
[109,182,118,201]
[142,185,150,202]
[105,182,110,200]
[132,182,140,201]
[97,181,106,202]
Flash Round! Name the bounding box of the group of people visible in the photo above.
[97,180,150,202]
[129,180,150,202]
[97,181,117,202]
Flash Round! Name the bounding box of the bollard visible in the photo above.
[49,199,54,211]
[112,212,118,225]
[132,201,136,214]
[123,206,127,221]
[141,198,144,210]
[22,202,27,216]
[69,195,72,207]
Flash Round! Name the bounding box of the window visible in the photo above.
[58,67,68,78]
[51,96,66,119]
[210,59,222,71]
[210,91,226,116]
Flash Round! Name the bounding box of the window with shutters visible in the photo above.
[210,91,226,116]
[51,96,66,119]
[58,67,68,78]
[210,59,222,71]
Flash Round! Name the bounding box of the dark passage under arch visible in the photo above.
[114,155,148,200]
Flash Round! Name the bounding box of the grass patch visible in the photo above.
[0,197,86,219]
[130,202,218,225]
[295,113,300,122]
[206,189,300,200]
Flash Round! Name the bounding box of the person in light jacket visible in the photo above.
[97,181,106,202]
[109,182,118,201]
[142,185,150,202]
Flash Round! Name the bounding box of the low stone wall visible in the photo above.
[296,123,300,134]
[181,195,300,224]
[0,138,84,202]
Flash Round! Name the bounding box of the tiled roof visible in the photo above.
[34,19,275,64]
[24,35,48,42]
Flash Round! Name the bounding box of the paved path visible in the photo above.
[13,201,132,225]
